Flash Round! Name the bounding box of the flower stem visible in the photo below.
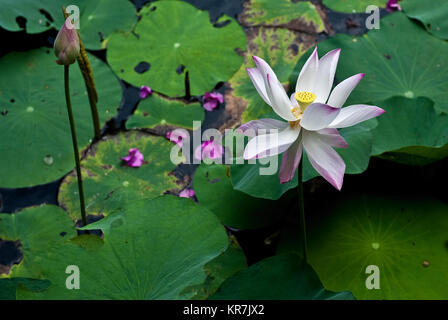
[64,65,87,226]
[297,160,308,262]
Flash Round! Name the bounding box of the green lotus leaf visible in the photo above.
[211,253,355,299]
[0,48,121,188]
[290,13,448,113]
[322,0,387,13]
[0,278,51,300]
[402,0,448,40]
[186,235,247,300]
[0,0,137,50]
[230,121,376,200]
[126,93,204,130]
[194,163,283,229]
[307,194,448,299]
[240,0,325,33]
[107,1,246,97]
[1,197,228,299]
[58,131,179,221]
[228,27,312,124]
[371,96,448,165]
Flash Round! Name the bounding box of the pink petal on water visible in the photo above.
[140,85,153,99]
[179,188,195,198]
[203,92,224,111]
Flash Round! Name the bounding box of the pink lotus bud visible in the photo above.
[54,18,80,66]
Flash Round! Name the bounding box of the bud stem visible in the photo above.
[64,65,87,226]
[297,160,308,262]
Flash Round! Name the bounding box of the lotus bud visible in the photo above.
[54,18,80,66]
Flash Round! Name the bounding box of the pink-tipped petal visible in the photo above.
[314,49,341,104]
[302,131,345,190]
[295,46,319,93]
[327,73,364,108]
[316,128,348,148]
[329,104,385,128]
[247,68,271,106]
[279,138,303,184]
[243,127,300,160]
[237,118,288,136]
[253,55,279,82]
[265,74,297,121]
[300,103,341,131]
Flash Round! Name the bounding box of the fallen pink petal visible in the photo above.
[166,130,187,147]
[194,140,224,160]
[140,85,153,99]
[386,0,402,12]
[121,148,144,168]
[203,92,224,111]
[179,188,195,198]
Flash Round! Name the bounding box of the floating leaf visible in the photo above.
[211,253,355,299]
[402,0,448,40]
[308,194,448,299]
[194,163,282,229]
[230,121,376,200]
[322,0,387,13]
[0,48,121,188]
[127,94,204,130]
[107,1,246,97]
[0,278,51,300]
[290,13,448,113]
[227,27,313,125]
[371,96,448,165]
[186,236,247,299]
[240,0,325,33]
[58,131,179,221]
[2,197,228,299]
[0,0,137,50]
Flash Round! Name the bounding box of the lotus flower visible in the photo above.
[54,18,80,66]
[240,48,385,190]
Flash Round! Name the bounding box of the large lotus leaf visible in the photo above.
[211,253,355,300]
[2,197,228,299]
[228,27,313,125]
[126,93,204,130]
[58,131,179,221]
[230,120,376,200]
[308,194,448,299]
[371,96,448,165]
[0,48,121,188]
[402,0,448,40]
[194,163,282,229]
[0,0,136,50]
[322,0,388,13]
[0,278,51,300]
[239,0,325,33]
[0,205,77,276]
[290,13,448,113]
[186,235,247,300]
[107,1,246,97]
